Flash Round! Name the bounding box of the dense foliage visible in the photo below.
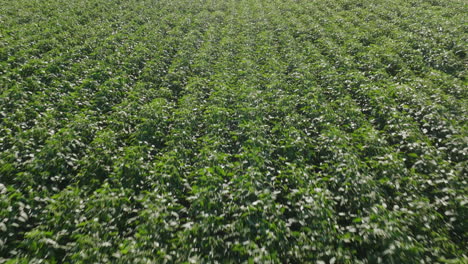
[1,0,467,263]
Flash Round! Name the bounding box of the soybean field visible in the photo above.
[0,0,467,263]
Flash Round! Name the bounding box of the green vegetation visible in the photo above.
[1,0,467,262]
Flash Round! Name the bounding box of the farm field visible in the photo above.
[0,0,467,262]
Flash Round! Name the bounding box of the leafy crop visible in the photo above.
[0,0,467,263]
